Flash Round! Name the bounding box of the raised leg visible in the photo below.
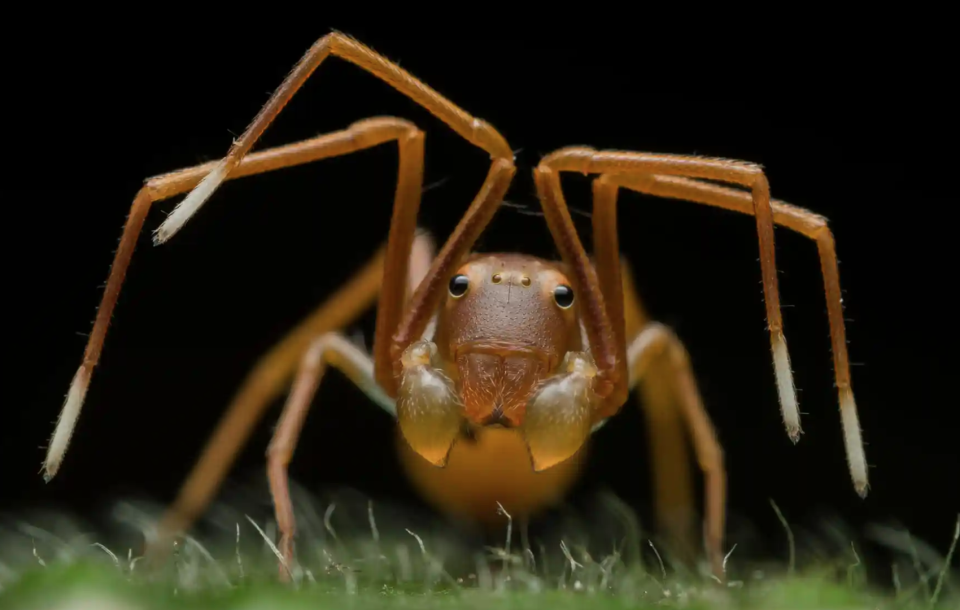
[534,150,794,438]
[153,33,512,244]
[143,32,516,398]
[44,116,425,481]
[599,173,866,496]
[50,35,518,566]
[266,333,384,580]
[150,231,436,557]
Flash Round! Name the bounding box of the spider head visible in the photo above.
[437,254,582,425]
[391,254,595,470]
[396,254,599,469]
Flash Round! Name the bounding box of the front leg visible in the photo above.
[44,116,426,484]
[267,333,393,580]
[268,333,463,580]
[534,150,794,434]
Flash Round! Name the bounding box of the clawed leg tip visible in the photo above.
[151,228,170,246]
[855,482,869,499]
[787,427,802,444]
[42,459,61,483]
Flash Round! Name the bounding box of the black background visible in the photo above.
[3,23,956,574]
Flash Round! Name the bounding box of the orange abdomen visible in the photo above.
[396,426,586,525]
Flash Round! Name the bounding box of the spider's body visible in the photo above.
[396,252,595,524]
[44,34,868,582]
[406,253,592,438]
[433,254,586,431]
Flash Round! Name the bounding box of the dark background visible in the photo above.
[3,24,956,573]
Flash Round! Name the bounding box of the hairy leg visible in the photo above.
[535,150,794,443]
[266,333,387,580]
[604,173,866,494]
[150,232,435,557]
[45,117,425,481]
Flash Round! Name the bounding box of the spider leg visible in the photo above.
[154,33,512,244]
[622,315,725,580]
[44,117,424,480]
[592,214,724,578]
[56,35,517,566]
[144,32,515,397]
[266,332,387,581]
[535,149,796,449]
[536,149,865,578]
[602,173,866,496]
[265,221,439,581]
[148,232,435,561]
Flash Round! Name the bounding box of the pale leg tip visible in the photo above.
[786,426,802,444]
[42,463,59,483]
[839,387,869,499]
[151,223,179,246]
[45,365,91,481]
[772,333,801,436]
[154,164,227,245]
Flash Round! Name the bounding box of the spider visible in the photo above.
[43,33,868,580]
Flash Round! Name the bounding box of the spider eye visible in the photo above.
[553,284,574,309]
[448,274,470,298]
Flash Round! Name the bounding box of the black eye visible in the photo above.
[448,274,470,298]
[553,284,574,309]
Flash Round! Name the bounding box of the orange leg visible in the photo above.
[535,150,792,430]
[137,32,516,399]
[534,150,866,494]
[267,333,391,580]
[599,170,869,578]
[140,34,520,569]
[579,253,723,577]
[536,154,865,579]
[624,318,725,579]
[603,173,866,496]
[49,34,519,565]
[266,233,435,579]
[152,231,435,557]
[45,117,427,483]
[48,33,520,486]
